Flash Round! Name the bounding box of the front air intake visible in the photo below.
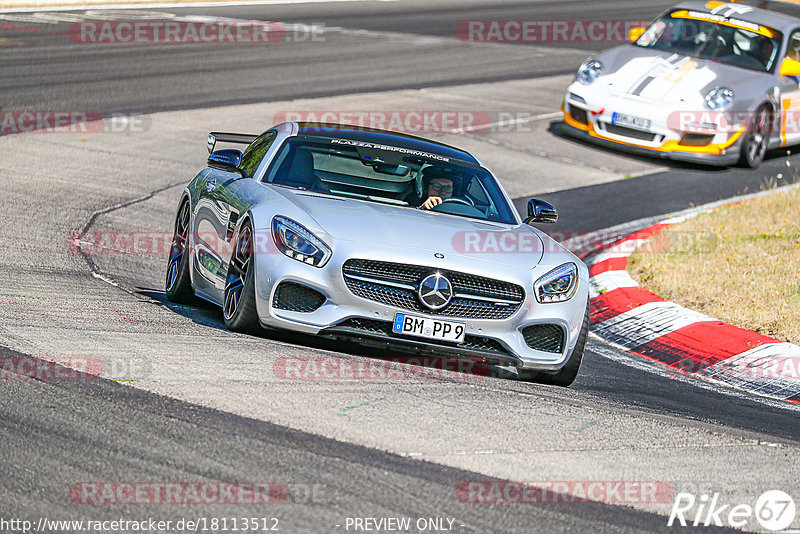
[522,324,565,353]
[272,282,325,312]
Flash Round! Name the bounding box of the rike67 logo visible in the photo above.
[669,490,796,531]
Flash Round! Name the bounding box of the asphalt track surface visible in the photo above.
[3,344,710,533]
[2,1,800,533]
[0,0,676,114]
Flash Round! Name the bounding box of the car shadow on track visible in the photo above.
[548,120,791,172]
[137,287,512,383]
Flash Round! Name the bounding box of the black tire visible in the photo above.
[223,220,261,333]
[517,299,590,387]
[739,104,771,169]
[165,200,196,304]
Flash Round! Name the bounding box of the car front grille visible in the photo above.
[333,318,514,358]
[272,281,326,312]
[342,259,524,320]
[522,323,565,353]
[602,123,657,142]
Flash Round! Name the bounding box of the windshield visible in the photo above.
[262,138,518,224]
[634,10,781,72]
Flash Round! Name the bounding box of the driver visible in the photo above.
[419,166,455,210]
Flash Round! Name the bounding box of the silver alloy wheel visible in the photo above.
[744,106,770,167]
[166,202,189,291]
[223,224,252,320]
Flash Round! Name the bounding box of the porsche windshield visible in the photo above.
[634,10,781,72]
[262,138,518,224]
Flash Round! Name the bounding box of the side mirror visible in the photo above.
[780,57,800,76]
[628,26,645,43]
[208,149,245,176]
[525,199,558,224]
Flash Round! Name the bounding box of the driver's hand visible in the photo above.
[421,196,443,210]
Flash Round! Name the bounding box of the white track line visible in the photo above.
[446,111,563,135]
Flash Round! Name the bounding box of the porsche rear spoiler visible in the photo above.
[207,132,258,154]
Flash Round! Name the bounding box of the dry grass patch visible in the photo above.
[628,186,800,344]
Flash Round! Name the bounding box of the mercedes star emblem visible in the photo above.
[418,273,453,310]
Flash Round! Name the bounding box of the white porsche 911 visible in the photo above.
[560,0,800,167]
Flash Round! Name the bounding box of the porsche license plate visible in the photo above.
[392,313,465,343]
[611,112,652,131]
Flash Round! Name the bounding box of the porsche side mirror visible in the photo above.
[628,26,645,43]
[208,149,245,177]
[780,57,800,76]
[525,199,558,224]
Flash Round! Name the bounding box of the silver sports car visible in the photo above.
[560,0,800,168]
[165,122,590,386]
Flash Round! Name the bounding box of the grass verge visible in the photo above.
[628,186,800,344]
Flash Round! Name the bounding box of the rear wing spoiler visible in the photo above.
[207,132,258,154]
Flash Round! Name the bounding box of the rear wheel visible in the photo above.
[223,220,261,333]
[517,299,589,387]
[165,200,195,303]
[739,104,771,169]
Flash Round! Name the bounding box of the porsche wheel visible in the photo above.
[223,220,260,332]
[739,105,771,169]
[517,299,589,387]
[165,200,195,303]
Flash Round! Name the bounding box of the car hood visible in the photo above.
[599,46,767,105]
[273,189,546,268]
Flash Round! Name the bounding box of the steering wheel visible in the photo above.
[441,197,474,206]
[692,31,708,46]
[431,196,485,217]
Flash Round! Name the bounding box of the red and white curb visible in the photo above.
[580,197,800,405]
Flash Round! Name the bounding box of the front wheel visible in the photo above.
[739,105,771,169]
[165,200,196,303]
[517,299,589,387]
[223,220,261,333]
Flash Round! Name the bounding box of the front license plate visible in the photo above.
[611,112,652,131]
[392,313,466,344]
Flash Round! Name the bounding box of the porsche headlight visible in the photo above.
[271,216,331,267]
[704,87,734,111]
[534,263,578,303]
[577,59,603,85]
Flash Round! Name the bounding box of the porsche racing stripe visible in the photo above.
[627,55,688,95]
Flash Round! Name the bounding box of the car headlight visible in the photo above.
[271,216,331,267]
[577,59,603,85]
[534,263,578,303]
[704,87,734,111]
